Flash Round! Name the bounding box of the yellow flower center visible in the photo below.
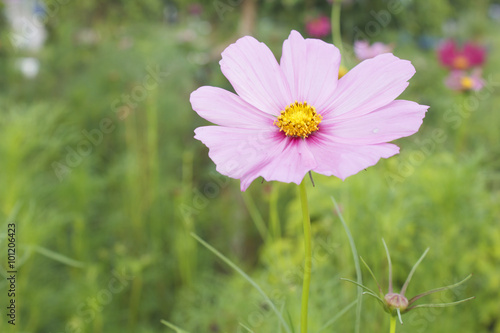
[460,76,474,90]
[452,55,469,70]
[274,101,322,138]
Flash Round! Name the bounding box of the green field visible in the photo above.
[0,1,499,332]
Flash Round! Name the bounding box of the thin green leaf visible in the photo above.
[397,308,403,324]
[317,300,357,332]
[285,307,295,333]
[409,274,473,304]
[32,245,85,268]
[382,239,393,293]
[269,183,281,240]
[408,296,475,310]
[191,233,292,333]
[277,302,285,333]
[161,320,190,333]
[401,248,429,295]
[360,256,384,297]
[242,192,268,241]
[340,278,379,299]
[361,291,385,305]
[332,196,362,333]
[239,323,255,332]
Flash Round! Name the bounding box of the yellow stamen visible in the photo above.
[338,65,349,79]
[460,76,474,90]
[452,55,469,70]
[274,101,322,138]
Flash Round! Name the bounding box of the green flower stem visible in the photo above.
[455,93,469,153]
[389,315,397,333]
[299,181,312,333]
[331,0,343,56]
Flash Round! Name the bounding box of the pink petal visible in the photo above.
[437,40,457,67]
[444,70,485,91]
[195,126,272,180]
[242,137,317,190]
[463,42,486,66]
[321,100,428,144]
[195,127,316,191]
[220,36,292,116]
[307,134,400,179]
[190,86,274,129]
[280,30,341,110]
[444,70,465,90]
[322,54,415,120]
[471,70,485,91]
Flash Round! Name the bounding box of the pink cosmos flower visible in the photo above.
[437,39,486,70]
[445,70,484,92]
[305,15,331,38]
[190,30,428,191]
[354,40,393,61]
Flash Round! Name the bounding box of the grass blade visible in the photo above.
[401,248,429,295]
[32,245,85,268]
[161,320,190,333]
[285,307,296,333]
[331,196,362,333]
[241,192,268,241]
[317,300,357,332]
[191,233,292,333]
[239,323,255,332]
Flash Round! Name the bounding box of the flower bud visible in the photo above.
[384,293,409,312]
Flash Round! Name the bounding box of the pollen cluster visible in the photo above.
[274,101,322,138]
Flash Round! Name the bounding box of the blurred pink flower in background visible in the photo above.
[326,0,355,4]
[354,41,393,61]
[445,70,484,91]
[437,39,486,70]
[305,15,331,38]
[191,31,428,191]
[188,3,203,16]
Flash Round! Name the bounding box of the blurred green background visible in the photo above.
[0,0,499,332]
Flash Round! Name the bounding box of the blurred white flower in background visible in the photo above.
[4,0,47,78]
[15,57,40,78]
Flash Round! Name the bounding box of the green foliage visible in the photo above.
[1,1,499,333]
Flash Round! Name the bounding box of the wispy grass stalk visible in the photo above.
[242,191,268,241]
[331,196,362,333]
[269,183,281,241]
[191,233,292,333]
